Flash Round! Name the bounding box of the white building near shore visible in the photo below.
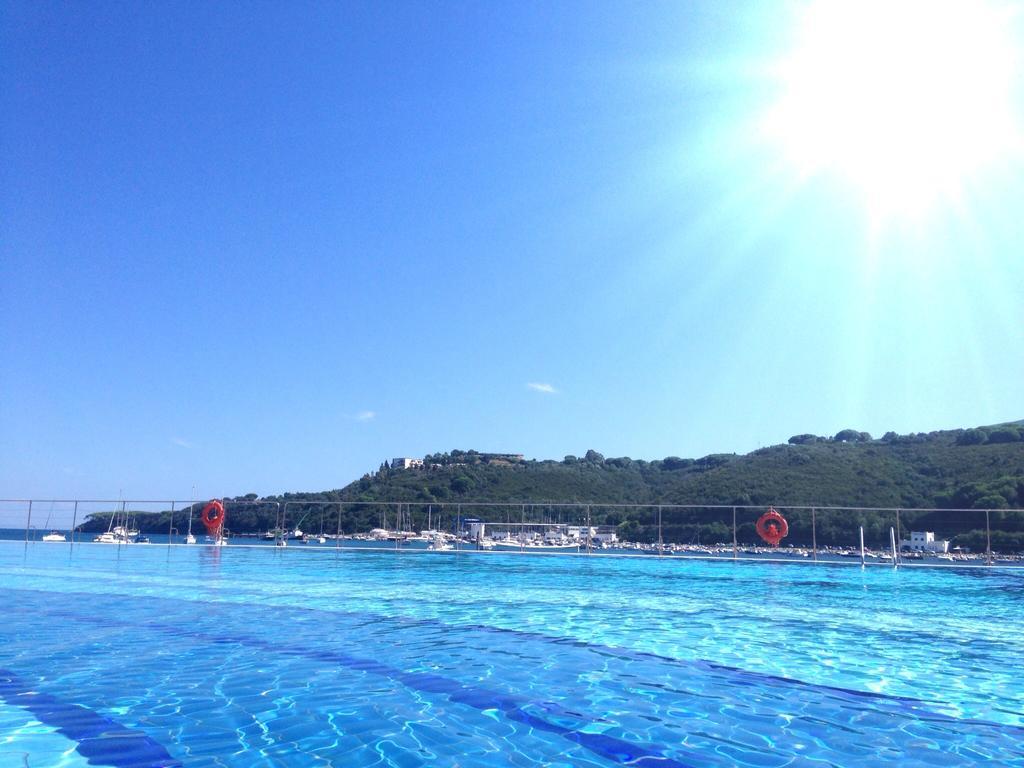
[900,531,950,554]
[466,520,486,541]
[564,525,619,545]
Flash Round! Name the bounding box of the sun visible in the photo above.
[765,0,1022,218]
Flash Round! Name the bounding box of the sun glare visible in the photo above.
[766,0,1022,218]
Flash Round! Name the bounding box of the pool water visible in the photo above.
[1,542,1022,767]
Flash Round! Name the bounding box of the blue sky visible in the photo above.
[2,1,1022,500]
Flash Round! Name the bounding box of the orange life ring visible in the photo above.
[201,500,225,532]
[756,507,789,546]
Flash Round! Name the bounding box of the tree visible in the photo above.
[662,456,693,470]
[956,428,987,446]
[834,429,870,443]
[788,434,820,445]
[584,450,605,463]
[987,428,1021,444]
[694,453,735,469]
[974,493,1010,509]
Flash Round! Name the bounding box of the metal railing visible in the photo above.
[1,498,1021,568]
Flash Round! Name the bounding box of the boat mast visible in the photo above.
[106,492,119,534]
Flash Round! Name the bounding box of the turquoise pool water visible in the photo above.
[1,541,1022,767]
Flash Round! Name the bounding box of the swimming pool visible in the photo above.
[2,541,1022,766]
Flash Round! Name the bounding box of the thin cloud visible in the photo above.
[353,410,376,422]
[170,437,192,448]
[527,382,558,394]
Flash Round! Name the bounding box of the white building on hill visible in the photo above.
[391,457,424,470]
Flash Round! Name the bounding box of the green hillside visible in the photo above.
[82,421,1024,550]
[343,426,1024,510]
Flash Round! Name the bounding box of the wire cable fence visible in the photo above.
[1,499,1021,568]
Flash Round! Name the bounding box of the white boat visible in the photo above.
[184,533,196,544]
[427,534,453,551]
[93,497,141,544]
[39,507,65,542]
[94,526,134,544]
[491,540,580,552]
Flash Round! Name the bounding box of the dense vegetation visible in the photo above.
[80,421,1024,551]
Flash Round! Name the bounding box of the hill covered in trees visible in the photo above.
[83,420,1024,550]
[348,422,1024,510]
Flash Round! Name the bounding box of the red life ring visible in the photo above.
[756,507,789,546]
[201,500,225,533]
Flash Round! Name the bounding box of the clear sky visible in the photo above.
[2,1,1022,500]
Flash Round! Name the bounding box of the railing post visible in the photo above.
[520,504,525,554]
[895,508,901,567]
[811,506,817,562]
[890,527,898,568]
[859,526,865,568]
[71,501,78,545]
[336,503,342,549]
[732,506,737,560]
[986,509,992,566]
[168,501,175,544]
[25,500,33,543]
[586,505,591,555]
[658,505,663,557]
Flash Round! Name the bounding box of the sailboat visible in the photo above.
[39,505,66,540]
[94,501,135,544]
[40,503,67,542]
[427,532,453,551]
